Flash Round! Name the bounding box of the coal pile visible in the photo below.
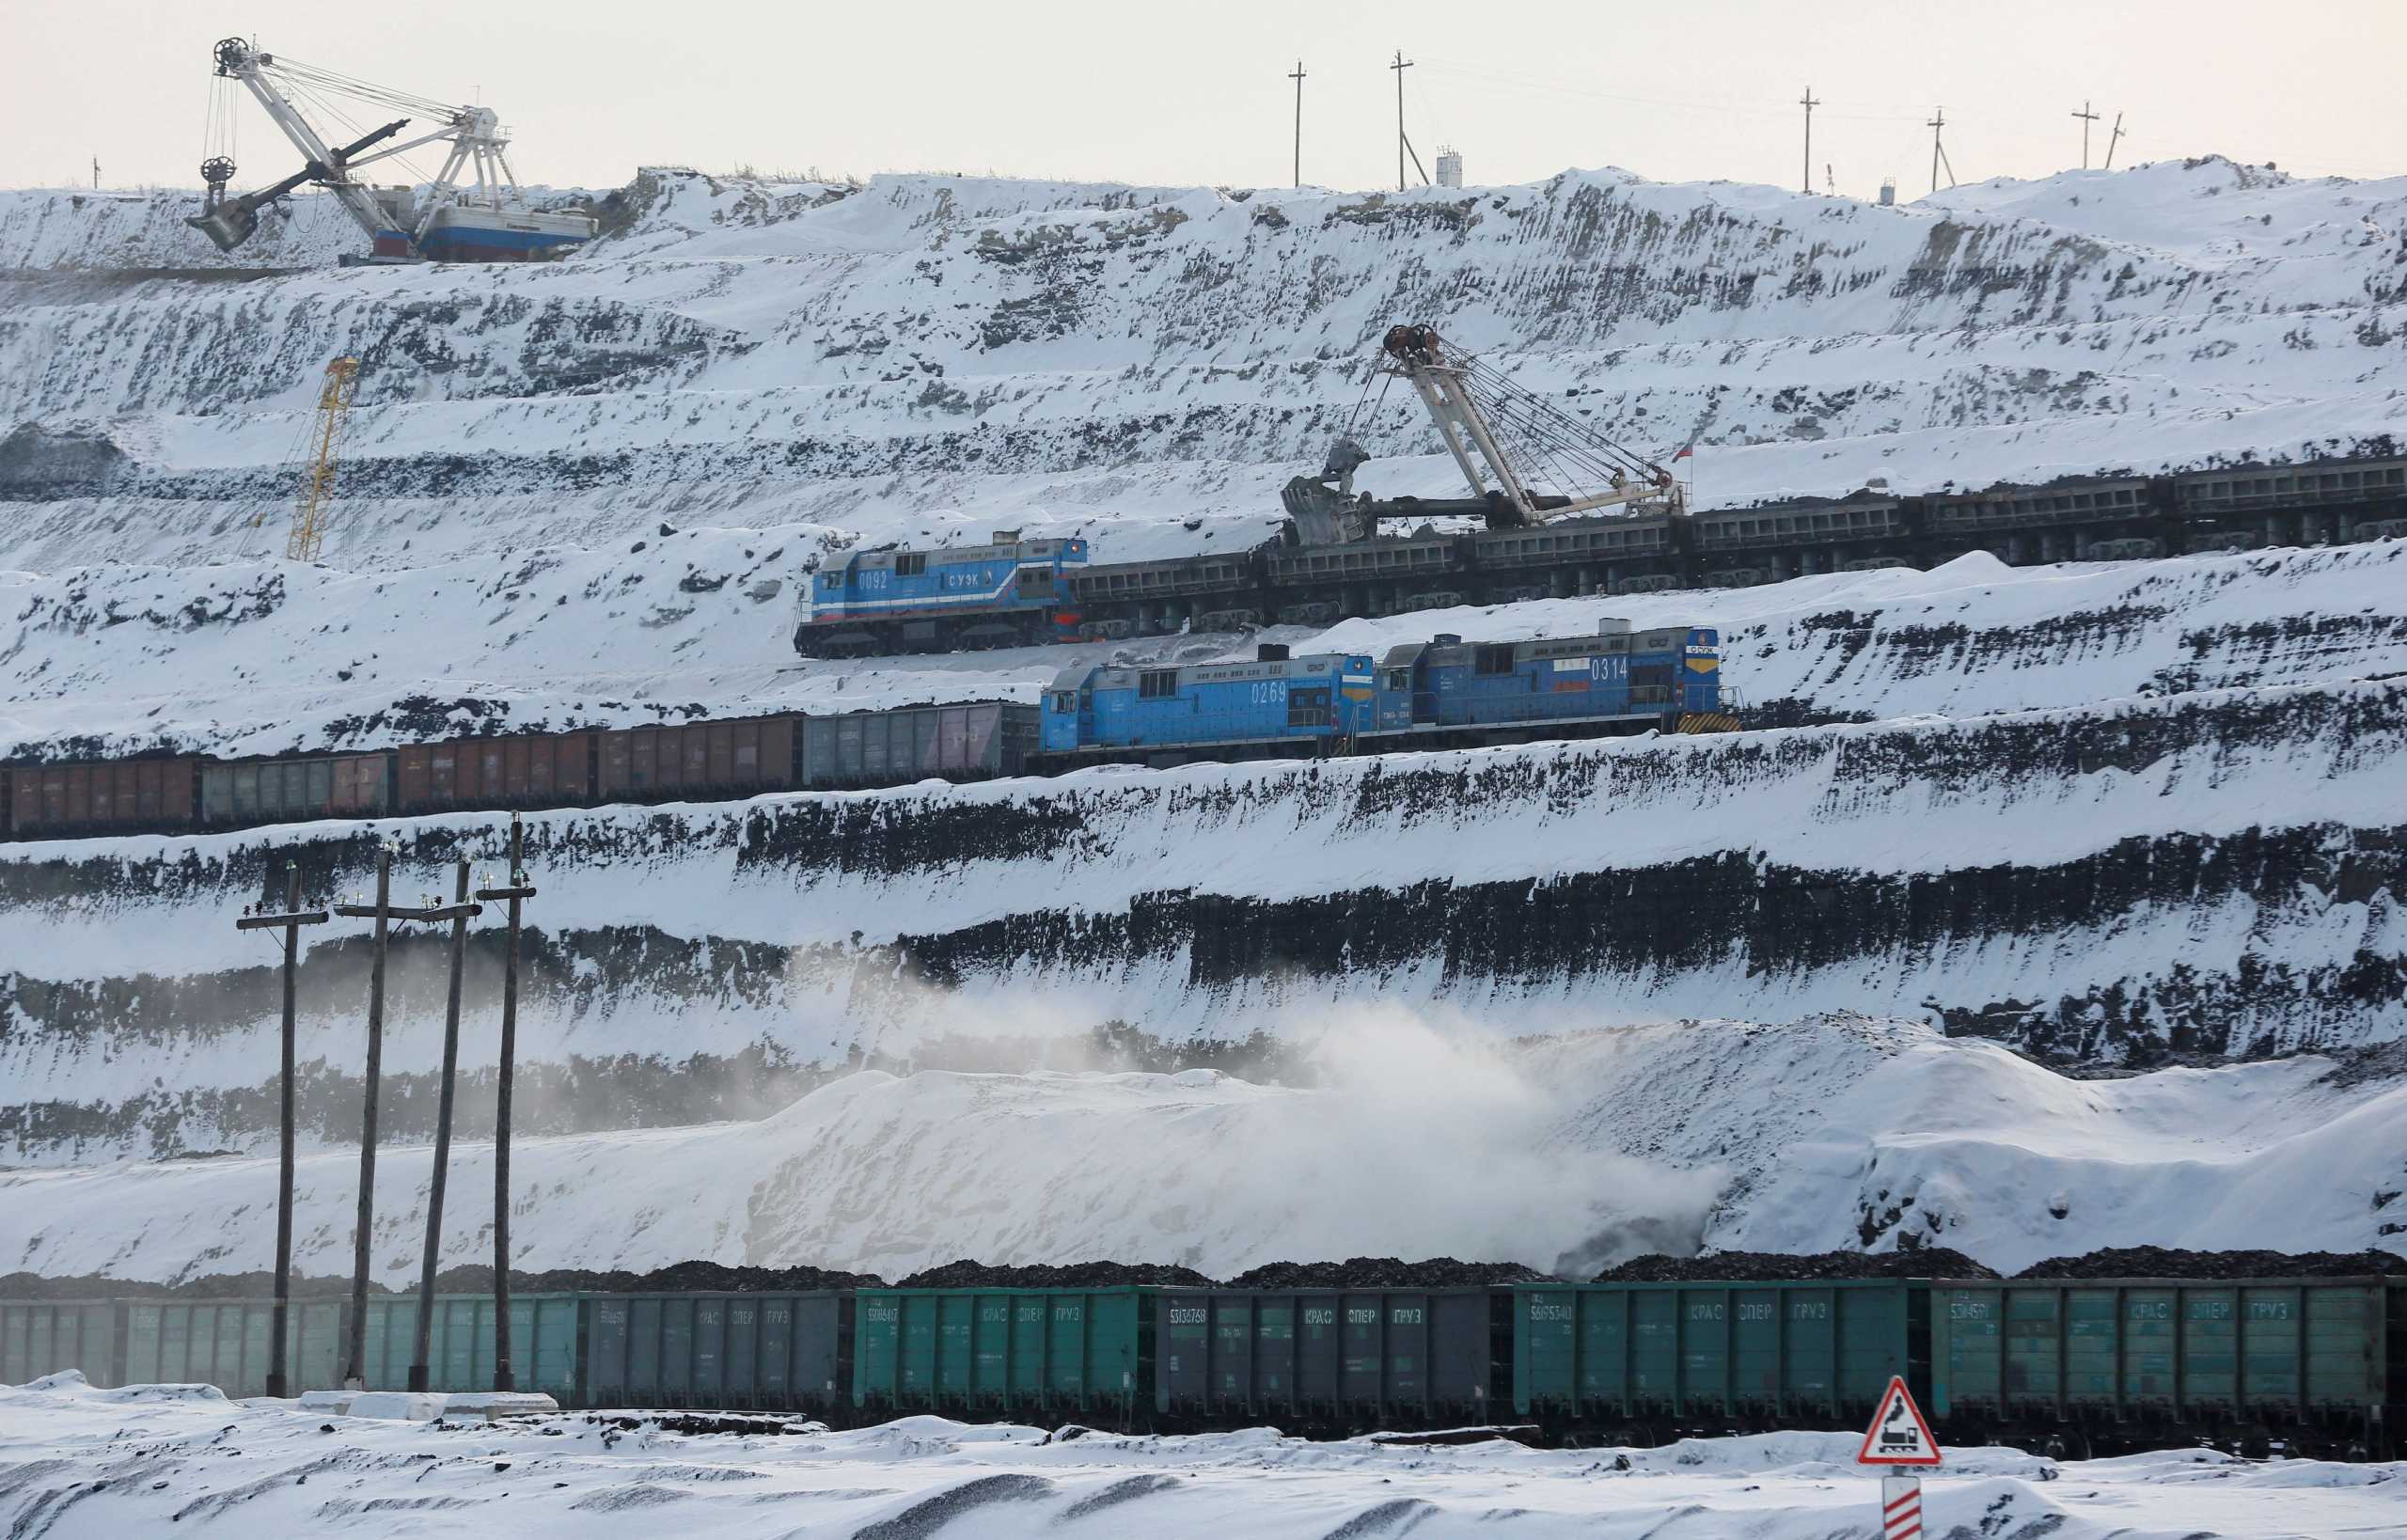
[894,1260,1216,1290]
[0,1270,384,1300]
[0,1263,889,1300]
[2014,1248,2407,1280]
[1593,1249,2001,1283]
[424,1261,888,1294]
[1220,1257,1555,1290]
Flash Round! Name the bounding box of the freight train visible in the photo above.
[6,1271,2401,1457]
[0,627,1728,842]
[798,454,2407,658]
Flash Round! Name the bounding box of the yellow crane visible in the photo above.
[286,356,361,562]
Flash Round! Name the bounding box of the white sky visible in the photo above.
[13,1,2406,198]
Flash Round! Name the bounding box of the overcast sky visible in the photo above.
[14,1,2404,199]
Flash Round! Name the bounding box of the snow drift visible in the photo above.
[7,1381,2398,1540]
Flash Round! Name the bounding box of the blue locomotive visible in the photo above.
[1041,622,1723,762]
[1043,647,1378,754]
[796,533,1089,656]
[1374,622,1721,731]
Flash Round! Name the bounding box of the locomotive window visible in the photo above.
[895,553,927,576]
[1287,687,1331,728]
[1139,669,1180,699]
[1384,668,1411,690]
[1474,644,1516,676]
[1046,692,1076,713]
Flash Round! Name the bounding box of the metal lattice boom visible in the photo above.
[289,357,361,563]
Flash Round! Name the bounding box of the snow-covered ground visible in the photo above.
[11,160,2407,554]
[9,157,2407,1294]
[3,534,2403,762]
[7,156,2407,744]
[8,158,2406,762]
[2,1378,2398,1540]
[7,1017,2399,1285]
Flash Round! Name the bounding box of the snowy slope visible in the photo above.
[8,160,2407,762]
[10,160,2407,1288]
[3,536,2404,763]
[7,158,2407,589]
[4,1017,2399,1287]
[5,675,2402,1172]
[10,1385,2399,1540]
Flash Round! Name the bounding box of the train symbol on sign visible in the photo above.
[1857,1375,1943,1467]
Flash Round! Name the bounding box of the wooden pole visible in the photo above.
[479,815,537,1391]
[233,865,328,1398]
[342,848,390,1391]
[1289,61,1306,188]
[408,857,478,1393]
[273,869,301,1396]
[331,850,478,1392]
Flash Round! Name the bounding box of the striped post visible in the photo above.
[1881,1474,1923,1539]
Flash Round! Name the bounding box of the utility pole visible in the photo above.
[1927,107,1955,194]
[2072,100,2100,169]
[405,858,482,1394]
[475,815,538,1392]
[333,844,392,1391]
[1288,60,1306,187]
[331,844,475,1391]
[1391,50,1413,194]
[234,865,328,1399]
[1800,86,1820,195]
[2104,111,2126,170]
[90,157,99,191]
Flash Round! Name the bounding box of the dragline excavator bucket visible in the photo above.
[186,115,411,255]
[186,163,314,252]
[187,200,260,253]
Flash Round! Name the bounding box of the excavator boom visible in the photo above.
[1281,322,1687,546]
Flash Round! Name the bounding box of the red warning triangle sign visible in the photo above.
[1857,1375,1943,1466]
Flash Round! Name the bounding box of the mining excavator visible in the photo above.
[188,36,593,263]
[1281,323,1687,546]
